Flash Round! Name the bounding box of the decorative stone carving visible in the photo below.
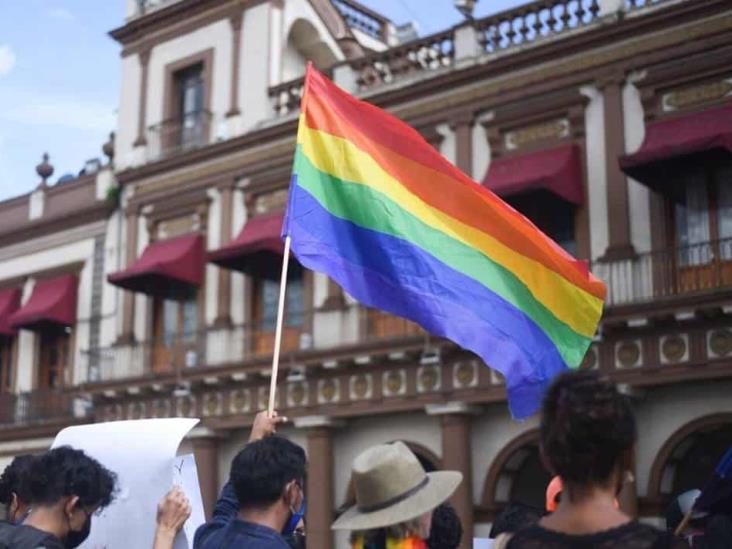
[288,382,308,408]
[453,360,478,388]
[158,215,195,239]
[318,378,340,404]
[229,389,250,414]
[258,386,280,410]
[417,365,441,393]
[616,340,642,369]
[382,370,406,397]
[660,334,688,365]
[177,395,197,417]
[203,392,222,417]
[504,119,569,150]
[664,79,732,111]
[708,329,732,359]
[349,374,372,400]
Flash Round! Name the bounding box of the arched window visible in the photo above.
[648,414,732,508]
[482,430,551,517]
[282,19,338,81]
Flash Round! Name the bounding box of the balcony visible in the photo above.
[332,0,390,41]
[593,239,732,308]
[82,305,425,384]
[146,110,212,161]
[0,388,81,427]
[268,0,678,118]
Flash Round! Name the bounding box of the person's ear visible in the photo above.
[9,492,18,517]
[64,495,80,518]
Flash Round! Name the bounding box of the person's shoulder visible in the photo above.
[0,524,64,549]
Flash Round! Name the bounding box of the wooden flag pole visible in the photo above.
[267,235,292,417]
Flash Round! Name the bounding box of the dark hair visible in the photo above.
[27,447,116,509]
[0,455,35,505]
[489,502,544,538]
[231,436,306,508]
[427,503,463,549]
[540,371,636,489]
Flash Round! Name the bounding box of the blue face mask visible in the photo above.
[282,498,306,537]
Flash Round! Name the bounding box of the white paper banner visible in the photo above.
[52,418,199,549]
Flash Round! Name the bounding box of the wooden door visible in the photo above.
[152,299,177,373]
[0,338,12,392]
[38,330,69,388]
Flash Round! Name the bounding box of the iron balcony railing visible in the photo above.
[0,388,81,426]
[147,110,212,160]
[268,0,679,117]
[81,305,425,384]
[593,238,732,307]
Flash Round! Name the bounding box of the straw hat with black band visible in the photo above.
[332,441,463,531]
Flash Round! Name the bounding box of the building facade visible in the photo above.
[0,0,731,546]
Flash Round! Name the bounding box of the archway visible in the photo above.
[481,430,551,517]
[647,413,732,511]
[282,19,338,81]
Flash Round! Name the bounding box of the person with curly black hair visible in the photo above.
[427,503,463,549]
[501,370,688,549]
[0,446,117,549]
[0,454,35,524]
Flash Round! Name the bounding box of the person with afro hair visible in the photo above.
[0,454,35,524]
[502,370,688,548]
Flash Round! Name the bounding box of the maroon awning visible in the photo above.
[9,274,77,331]
[482,144,583,205]
[0,288,21,336]
[208,212,284,279]
[620,103,732,186]
[108,233,204,298]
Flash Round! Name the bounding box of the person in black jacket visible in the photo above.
[0,446,116,549]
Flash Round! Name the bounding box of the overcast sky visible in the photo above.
[0,0,523,201]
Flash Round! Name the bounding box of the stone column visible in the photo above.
[134,48,151,147]
[191,432,220,520]
[214,181,235,327]
[226,12,243,118]
[295,416,343,549]
[427,402,478,549]
[119,206,139,344]
[450,112,474,177]
[599,71,635,260]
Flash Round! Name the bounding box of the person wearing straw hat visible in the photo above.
[332,441,462,549]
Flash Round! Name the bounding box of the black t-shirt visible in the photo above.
[507,522,689,549]
[0,521,65,549]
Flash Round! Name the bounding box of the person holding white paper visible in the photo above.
[154,486,192,549]
[0,446,116,549]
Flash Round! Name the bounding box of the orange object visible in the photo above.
[545,476,621,511]
[546,476,563,511]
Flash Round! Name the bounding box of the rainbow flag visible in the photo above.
[283,66,606,418]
